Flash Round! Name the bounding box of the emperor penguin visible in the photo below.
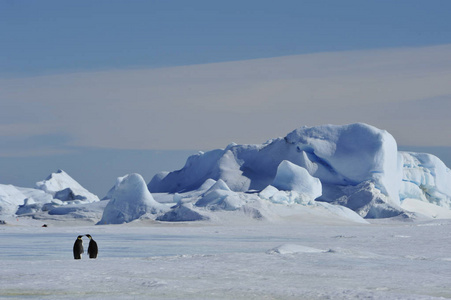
[86,234,98,259]
[73,235,84,259]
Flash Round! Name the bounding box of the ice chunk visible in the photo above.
[258,185,279,200]
[195,179,245,210]
[198,178,217,191]
[272,160,322,199]
[259,186,315,206]
[16,198,40,215]
[400,152,451,209]
[267,244,327,254]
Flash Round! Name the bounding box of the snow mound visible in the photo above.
[36,169,99,203]
[258,160,322,205]
[267,244,327,254]
[157,203,209,222]
[272,160,322,198]
[195,179,247,211]
[401,198,451,219]
[316,202,370,224]
[98,174,168,225]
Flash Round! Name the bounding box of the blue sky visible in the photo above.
[2,0,451,76]
[1,0,451,195]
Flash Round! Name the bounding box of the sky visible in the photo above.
[1,0,451,195]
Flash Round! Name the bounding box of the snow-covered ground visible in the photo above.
[1,216,451,300]
[2,122,451,299]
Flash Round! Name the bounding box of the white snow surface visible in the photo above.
[401,198,451,219]
[2,121,451,298]
[98,173,169,224]
[1,218,451,299]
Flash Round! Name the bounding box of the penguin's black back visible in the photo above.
[88,239,98,258]
[73,237,84,259]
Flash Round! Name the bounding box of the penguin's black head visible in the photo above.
[77,235,83,239]
[86,234,92,239]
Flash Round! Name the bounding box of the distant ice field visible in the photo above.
[1,219,451,299]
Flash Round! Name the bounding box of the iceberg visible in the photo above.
[98,173,168,224]
[36,169,99,203]
[0,184,54,217]
[0,184,28,216]
[3,122,450,223]
[149,123,451,219]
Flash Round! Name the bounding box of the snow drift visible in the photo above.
[267,244,327,254]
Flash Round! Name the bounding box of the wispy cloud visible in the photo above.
[1,45,451,156]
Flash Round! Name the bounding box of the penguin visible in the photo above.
[85,234,98,259]
[73,235,84,259]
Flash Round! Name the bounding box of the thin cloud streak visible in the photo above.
[1,45,451,156]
